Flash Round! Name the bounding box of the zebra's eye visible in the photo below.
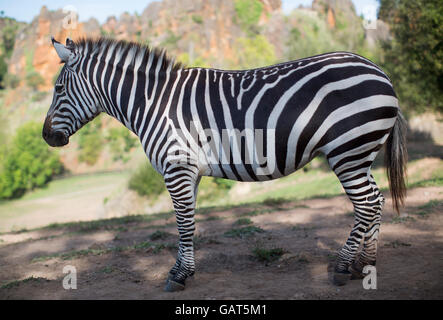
[55,84,64,93]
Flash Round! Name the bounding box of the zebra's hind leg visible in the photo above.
[349,174,384,279]
[331,165,383,286]
[163,164,200,292]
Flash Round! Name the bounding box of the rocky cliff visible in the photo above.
[1,0,391,174]
[5,0,388,92]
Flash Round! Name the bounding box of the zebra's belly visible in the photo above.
[204,145,312,182]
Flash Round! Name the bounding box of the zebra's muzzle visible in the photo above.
[42,117,69,147]
[43,130,69,147]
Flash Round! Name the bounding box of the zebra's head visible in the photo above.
[43,37,101,147]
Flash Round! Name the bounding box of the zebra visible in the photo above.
[43,37,407,292]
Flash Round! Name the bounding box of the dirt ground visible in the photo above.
[0,185,442,300]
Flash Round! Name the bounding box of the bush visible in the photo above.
[192,15,203,24]
[197,176,236,204]
[128,163,166,198]
[2,73,20,88]
[233,35,276,69]
[234,0,263,33]
[213,177,236,190]
[0,122,63,199]
[77,117,104,165]
[106,127,138,163]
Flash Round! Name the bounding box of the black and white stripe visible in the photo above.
[44,38,407,291]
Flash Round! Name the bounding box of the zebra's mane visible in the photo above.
[73,37,184,72]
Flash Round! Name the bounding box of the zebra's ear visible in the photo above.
[52,37,74,63]
[66,38,75,49]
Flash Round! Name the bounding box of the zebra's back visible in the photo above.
[167,52,398,182]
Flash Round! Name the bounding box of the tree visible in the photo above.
[379,0,443,113]
[0,122,63,199]
[0,17,21,88]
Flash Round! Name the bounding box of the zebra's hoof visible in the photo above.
[349,264,365,280]
[164,279,185,292]
[333,270,351,286]
[166,272,175,283]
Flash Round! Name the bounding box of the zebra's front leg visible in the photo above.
[164,167,200,292]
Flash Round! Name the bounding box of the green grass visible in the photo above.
[31,239,175,262]
[1,158,441,236]
[389,216,416,224]
[224,226,264,239]
[383,240,412,248]
[1,276,47,289]
[413,200,442,217]
[43,211,171,233]
[262,197,290,207]
[0,171,130,230]
[149,230,170,241]
[98,266,115,274]
[31,248,113,262]
[17,171,129,201]
[252,247,285,263]
[233,218,253,226]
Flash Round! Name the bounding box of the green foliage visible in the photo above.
[77,117,104,165]
[285,10,364,61]
[252,247,285,263]
[149,230,169,240]
[0,17,21,88]
[234,218,253,226]
[197,176,236,204]
[128,162,166,198]
[0,122,63,199]
[106,127,138,163]
[177,52,210,68]
[192,15,203,24]
[378,0,443,113]
[224,226,264,238]
[2,73,20,88]
[161,30,180,50]
[213,177,236,190]
[234,0,263,33]
[233,35,277,69]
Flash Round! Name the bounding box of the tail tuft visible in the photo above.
[385,112,408,214]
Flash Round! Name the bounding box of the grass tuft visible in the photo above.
[224,226,264,239]
[252,247,285,263]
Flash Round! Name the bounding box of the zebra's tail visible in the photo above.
[384,110,408,215]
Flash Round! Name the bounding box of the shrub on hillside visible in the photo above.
[106,127,138,163]
[77,117,104,166]
[233,35,276,69]
[197,177,236,204]
[234,0,263,34]
[0,122,63,199]
[128,163,166,198]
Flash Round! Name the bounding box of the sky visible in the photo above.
[0,0,379,24]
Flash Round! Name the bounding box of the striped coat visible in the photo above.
[43,38,407,291]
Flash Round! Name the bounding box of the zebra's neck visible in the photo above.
[77,40,181,136]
